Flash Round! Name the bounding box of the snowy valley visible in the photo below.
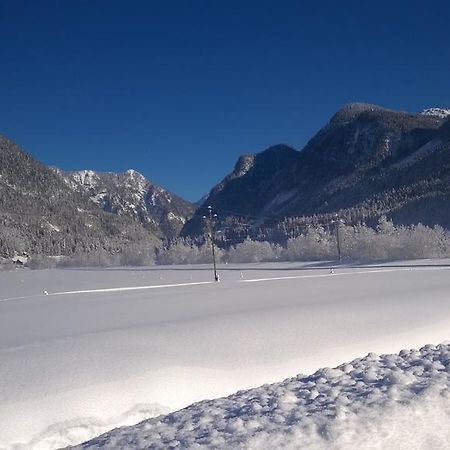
[2,1,450,447]
[1,261,450,449]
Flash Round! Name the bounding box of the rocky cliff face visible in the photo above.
[57,168,195,239]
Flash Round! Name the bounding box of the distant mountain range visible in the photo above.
[0,136,193,257]
[1,102,450,257]
[182,103,450,239]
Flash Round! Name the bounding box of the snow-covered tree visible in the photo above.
[225,238,279,263]
[281,226,335,261]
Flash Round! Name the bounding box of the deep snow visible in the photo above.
[73,343,450,449]
[1,261,450,449]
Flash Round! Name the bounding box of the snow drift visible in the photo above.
[73,343,450,449]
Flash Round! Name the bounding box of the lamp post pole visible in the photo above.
[333,214,343,261]
[203,206,219,282]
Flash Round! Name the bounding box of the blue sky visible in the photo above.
[1,0,449,201]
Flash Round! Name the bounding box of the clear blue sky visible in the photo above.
[1,0,449,201]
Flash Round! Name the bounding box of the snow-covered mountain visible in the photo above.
[0,134,194,259]
[57,168,195,239]
[0,135,161,258]
[3,101,450,256]
[183,103,450,238]
[419,107,450,119]
[73,343,450,449]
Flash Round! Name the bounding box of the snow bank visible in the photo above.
[73,343,450,449]
[23,404,169,450]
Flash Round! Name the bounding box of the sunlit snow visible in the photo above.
[1,261,450,449]
[75,343,450,450]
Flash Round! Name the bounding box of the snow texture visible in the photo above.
[73,343,450,449]
[1,261,450,449]
[419,108,450,119]
[69,170,99,188]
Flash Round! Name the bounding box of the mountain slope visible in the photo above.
[57,168,195,239]
[0,135,160,257]
[182,144,299,236]
[182,103,450,238]
[279,103,448,218]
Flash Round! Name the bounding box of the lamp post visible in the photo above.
[332,214,344,261]
[203,206,219,282]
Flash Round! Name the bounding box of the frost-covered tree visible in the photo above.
[338,218,450,261]
[281,226,335,261]
[225,238,280,263]
[157,238,223,265]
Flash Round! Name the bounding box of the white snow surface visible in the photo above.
[419,107,450,119]
[73,343,450,449]
[1,261,450,449]
[69,170,99,188]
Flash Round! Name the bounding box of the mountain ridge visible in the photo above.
[182,103,450,239]
[56,167,195,239]
[0,135,193,258]
[2,102,450,257]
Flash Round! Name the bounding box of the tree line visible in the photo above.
[5,217,449,270]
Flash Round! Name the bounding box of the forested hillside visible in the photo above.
[183,104,450,241]
[0,136,159,258]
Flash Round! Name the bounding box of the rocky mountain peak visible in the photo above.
[329,103,393,126]
[59,168,194,239]
[124,168,146,181]
[233,154,255,178]
[419,108,450,119]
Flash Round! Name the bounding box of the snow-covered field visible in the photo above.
[1,260,450,449]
